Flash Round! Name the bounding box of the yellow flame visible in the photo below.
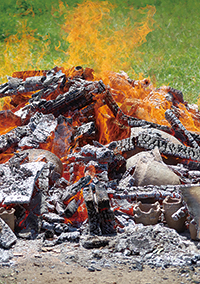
[0,21,50,83]
[58,1,155,77]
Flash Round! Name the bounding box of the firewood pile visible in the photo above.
[0,65,200,252]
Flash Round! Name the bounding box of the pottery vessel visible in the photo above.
[163,196,186,232]
[133,201,161,225]
[189,222,197,240]
[0,207,15,231]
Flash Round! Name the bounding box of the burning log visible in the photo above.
[0,68,65,98]
[165,109,200,149]
[83,186,101,235]
[61,176,91,203]
[103,90,171,133]
[95,180,116,235]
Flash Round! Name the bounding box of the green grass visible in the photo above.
[0,0,199,103]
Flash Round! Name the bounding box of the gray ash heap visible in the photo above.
[0,65,200,270]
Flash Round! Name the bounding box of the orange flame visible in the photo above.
[0,21,50,83]
[58,1,155,76]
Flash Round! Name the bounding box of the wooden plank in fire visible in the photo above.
[83,186,101,235]
[165,109,200,149]
[95,181,116,235]
[103,90,171,133]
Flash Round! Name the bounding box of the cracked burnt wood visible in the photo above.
[103,90,172,133]
[64,199,78,218]
[17,79,105,119]
[0,68,65,98]
[83,186,101,235]
[61,176,91,203]
[165,109,200,149]
[72,121,97,147]
[0,112,57,153]
[136,132,200,162]
[95,181,116,235]
[0,124,31,153]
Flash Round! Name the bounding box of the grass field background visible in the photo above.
[0,0,199,103]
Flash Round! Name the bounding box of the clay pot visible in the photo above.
[163,196,186,233]
[189,222,197,240]
[133,201,161,226]
[0,207,15,231]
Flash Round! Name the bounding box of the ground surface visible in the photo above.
[0,248,200,284]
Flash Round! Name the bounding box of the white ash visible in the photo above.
[1,224,200,271]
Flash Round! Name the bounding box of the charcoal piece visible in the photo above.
[165,109,200,149]
[44,230,54,240]
[83,187,101,235]
[168,87,184,103]
[0,68,65,98]
[42,220,54,231]
[62,176,91,202]
[0,125,30,153]
[0,161,46,205]
[38,87,93,116]
[65,199,78,218]
[104,90,171,133]
[0,112,57,152]
[55,200,65,215]
[19,113,57,148]
[79,102,96,123]
[95,181,116,235]
[0,218,17,249]
[108,154,126,180]
[81,235,109,249]
[73,122,97,146]
[56,231,80,244]
[136,132,200,162]
[42,212,65,223]
[54,223,69,234]
[24,76,45,91]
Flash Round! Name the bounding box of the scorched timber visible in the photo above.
[103,90,172,133]
[165,109,200,149]
[112,130,200,163]
[0,68,65,98]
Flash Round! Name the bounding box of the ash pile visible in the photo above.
[0,66,200,270]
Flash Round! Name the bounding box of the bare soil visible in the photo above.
[0,252,200,284]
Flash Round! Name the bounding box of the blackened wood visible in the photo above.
[136,132,200,162]
[165,109,200,149]
[64,199,78,218]
[104,90,171,133]
[62,176,91,203]
[95,181,116,235]
[83,187,101,235]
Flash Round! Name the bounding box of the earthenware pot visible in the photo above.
[133,201,161,225]
[0,207,15,231]
[163,196,186,233]
[189,222,197,240]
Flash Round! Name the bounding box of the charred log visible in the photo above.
[83,187,101,235]
[103,90,171,133]
[95,181,116,235]
[165,109,200,149]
